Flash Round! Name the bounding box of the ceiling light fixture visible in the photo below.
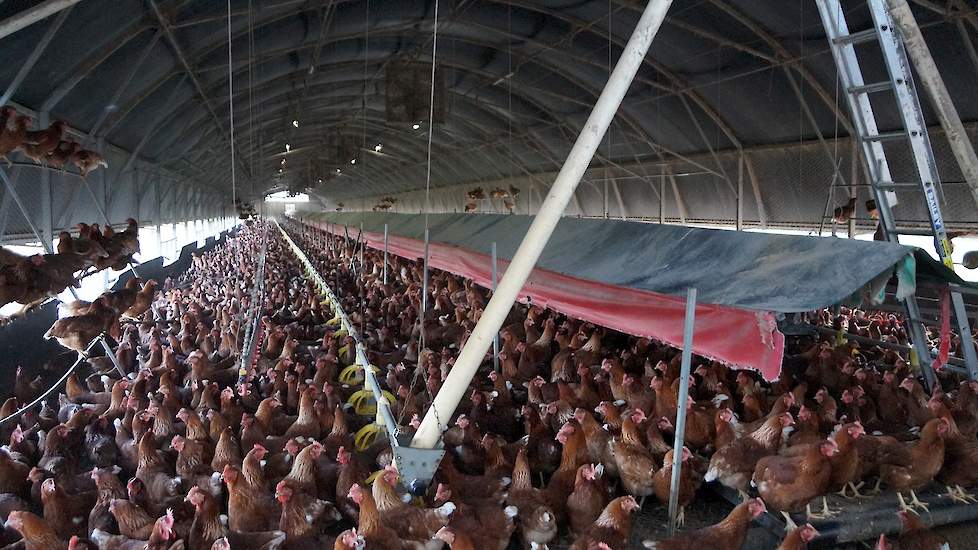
[336,168,342,174]
[285,143,291,152]
[350,158,357,165]
[412,123,420,130]
[374,143,383,152]
[292,119,299,128]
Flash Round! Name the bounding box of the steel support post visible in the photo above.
[667,168,688,224]
[951,292,978,380]
[849,140,859,238]
[744,154,768,228]
[491,241,499,373]
[658,173,665,224]
[736,153,744,231]
[668,288,697,536]
[39,112,53,247]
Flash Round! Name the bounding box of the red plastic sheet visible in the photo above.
[313,221,786,380]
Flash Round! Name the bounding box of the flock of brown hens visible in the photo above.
[0,218,972,550]
[0,107,107,175]
[0,219,142,322]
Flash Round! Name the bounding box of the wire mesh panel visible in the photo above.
[0,166,43,243]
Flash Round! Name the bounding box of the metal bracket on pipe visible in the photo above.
[391,444,446,496]
[667,288,697,536]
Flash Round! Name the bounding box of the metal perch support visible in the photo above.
[667,287,697,536]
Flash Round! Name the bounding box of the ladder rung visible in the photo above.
[942,364,968,376]
[849,81,892,95]
[894,227,937,236]
[876,181,921,189]
[833,28,880,46]
[863,131,906,142]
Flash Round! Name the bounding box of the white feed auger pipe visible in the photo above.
[411,0,675,449]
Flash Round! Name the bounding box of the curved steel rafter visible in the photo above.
[58,1,760,193]
[703,0,855,135]
[165,101,485,188]
[5,0,946,222]
[149,60,582,187]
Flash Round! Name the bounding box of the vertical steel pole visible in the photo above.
[39,111,53,248]
[668,287,697,536]
[420,228,431,347]
[659,176,665,224]
[383,223,388,285]
[951,292,978,380]
[603,176,609,219]
[849,140,858,238]
[491,241,499,372]
[0,167,62,260]
[154,173,163,253]
[736,154,744,231]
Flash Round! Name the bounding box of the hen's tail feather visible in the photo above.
[704,465,718,483]
[435,501,456,518]
[89,529,113,546]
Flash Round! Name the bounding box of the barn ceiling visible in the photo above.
[1,0,977,215]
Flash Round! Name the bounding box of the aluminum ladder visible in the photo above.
[816,0,978,384]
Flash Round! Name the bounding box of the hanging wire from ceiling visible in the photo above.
[247,0,255,200]
[360,0,369,338]
[362,0,369,203]
[508,2,513,215]
[605,0,613,219]
[816,0,846,237]
[226,0,237,209]
[398,0,441,429]
[423,0,439,221]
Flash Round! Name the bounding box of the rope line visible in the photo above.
[227,0,237,209]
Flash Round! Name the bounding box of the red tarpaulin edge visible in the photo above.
[310,221,786,380]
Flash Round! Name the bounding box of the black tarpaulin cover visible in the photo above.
[305,212,955,313]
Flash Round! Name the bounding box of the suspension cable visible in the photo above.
[227,0,237,209]
[398,0,440,428]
